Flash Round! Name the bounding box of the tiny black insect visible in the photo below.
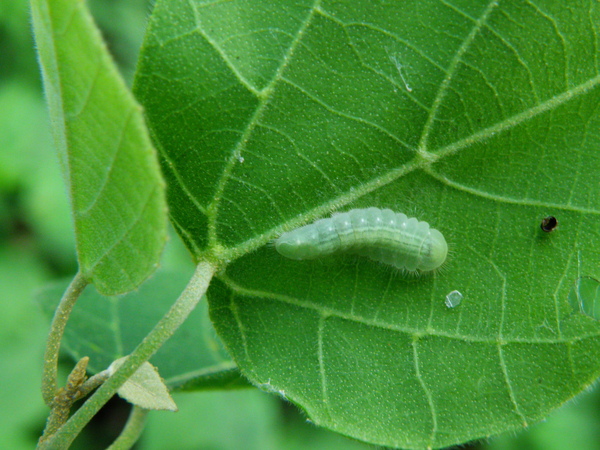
[540,216,558,232]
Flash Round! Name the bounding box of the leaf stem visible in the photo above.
[39,261,216,449]
[107,406,148,450]
[42,271,89,406]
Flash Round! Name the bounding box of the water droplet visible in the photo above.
[445,290,463,308]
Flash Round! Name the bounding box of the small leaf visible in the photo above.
[31,0,167,295]
[109,357,177,411]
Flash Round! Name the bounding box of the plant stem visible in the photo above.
[40,357,90,444]
[42,271,89,406]
[107,406,148,450]
[39,261,216,449]
[79,370,110,398]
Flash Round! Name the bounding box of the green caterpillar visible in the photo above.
[275,207,447,272]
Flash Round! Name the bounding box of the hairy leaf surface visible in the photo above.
[135,1,600,447]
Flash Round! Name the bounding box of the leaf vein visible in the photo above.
[207,0,323,245]
[497,343,529,427]
[188,0,260,96]
[86,184,161,275]
[317,314,331,418]
[412,339,437,446]
[218,274,600,345]
[419,0,500,150]
[424,167,600,214]
[281,77,412,149]
[77,108,135,217]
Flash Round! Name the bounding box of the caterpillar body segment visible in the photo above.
[275,207,447,272]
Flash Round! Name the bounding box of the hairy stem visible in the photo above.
[79,370,110,398]
[42,271,89,406]
[39,261,216,449]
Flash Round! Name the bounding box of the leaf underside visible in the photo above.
[134,0,600,448]
[31,0,167,295]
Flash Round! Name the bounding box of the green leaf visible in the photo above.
[143,390,281,450]
[143,389,376,450]
[31,0,167,295]
[134,0,600,448]
[36,269,249,391]
[109,358,177,411]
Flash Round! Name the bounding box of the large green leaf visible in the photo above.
[31,0,167,294]
[134,0,600,448]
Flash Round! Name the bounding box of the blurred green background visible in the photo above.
[2,0,600,448]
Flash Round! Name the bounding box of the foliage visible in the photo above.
[2,0,598,448]
[133,0,600,448]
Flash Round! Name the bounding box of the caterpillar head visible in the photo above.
[416,229,448,272]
